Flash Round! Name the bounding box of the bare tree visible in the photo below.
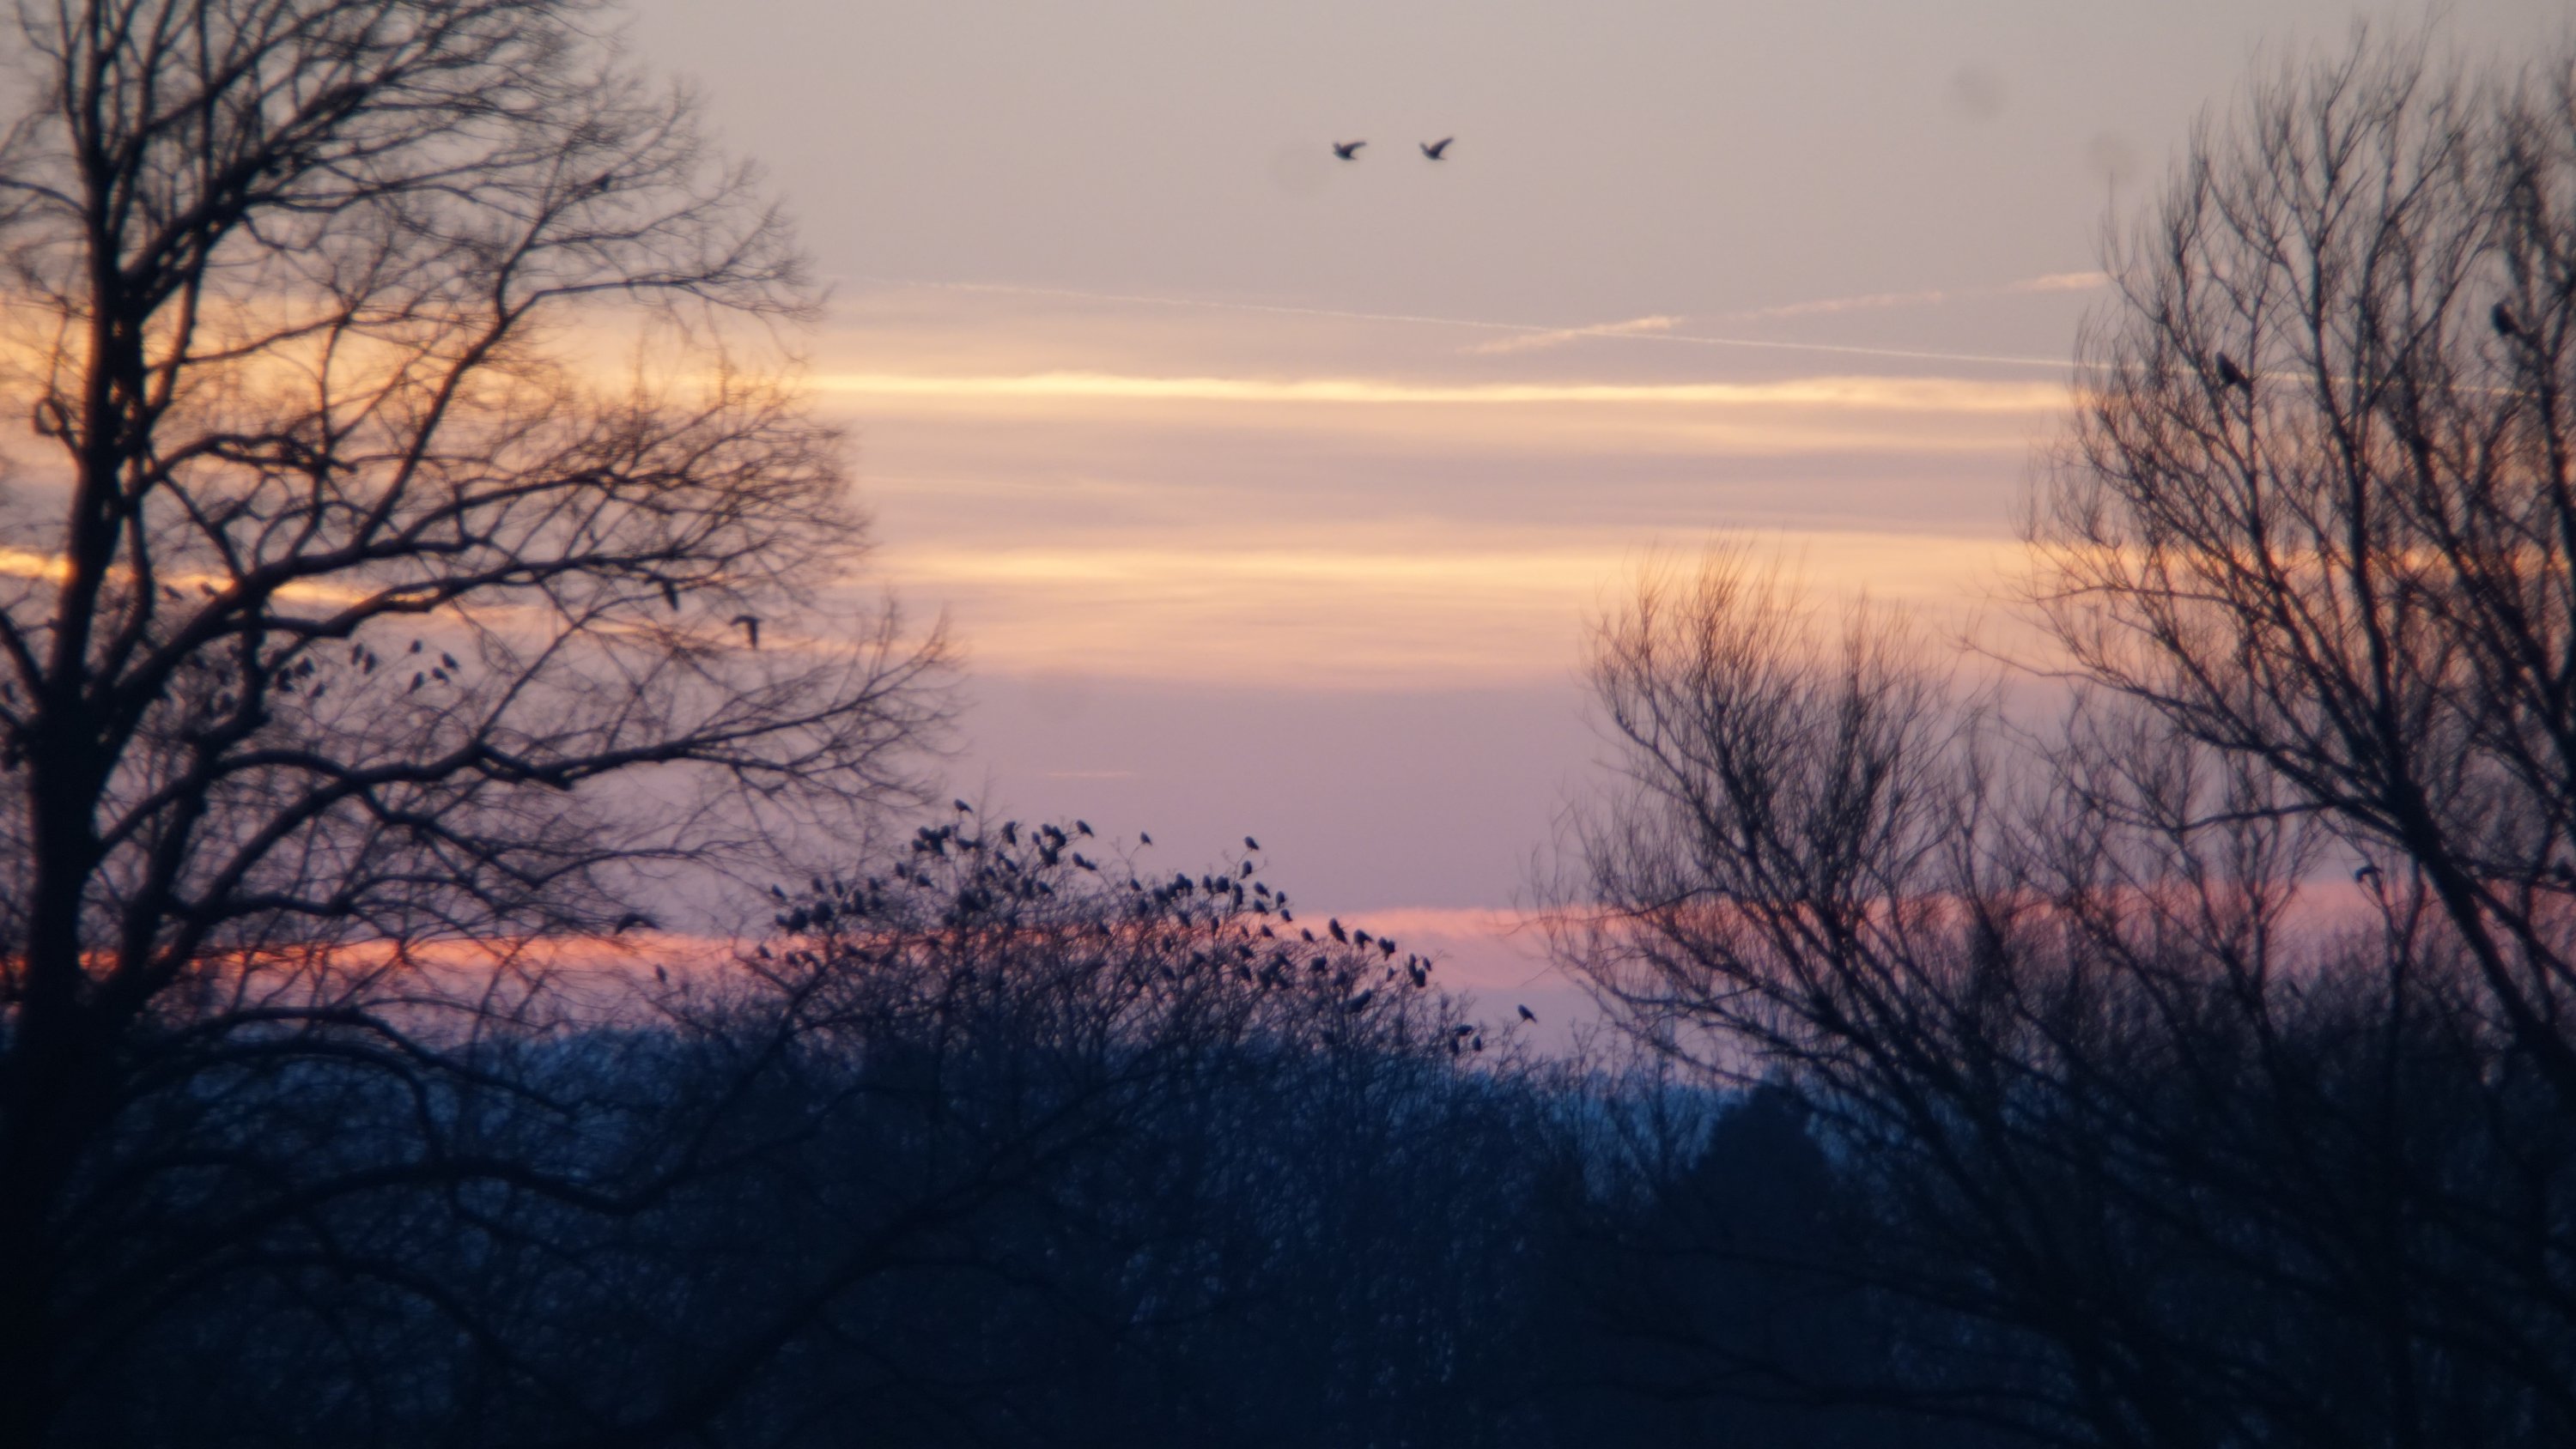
[1557,544,2576,1448]
[1338,46,2576,1449]
[0,0,945,1440]
[519,819,1506,1448]
[1558,34,2576,1445]
[2031,29,2576,1093]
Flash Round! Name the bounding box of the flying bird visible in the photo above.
[2493,301,2523,340]
[732,614,761,648]
[2213,353,2252,393]
[1332,140,1365,160]
[1419,136,1453,159]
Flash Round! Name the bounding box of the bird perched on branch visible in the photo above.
[2213,353,2252,393]
[2494,301,2523,340]
[732,615,761,648]
[1419,136,1453,159]
[1332,140,1365,160]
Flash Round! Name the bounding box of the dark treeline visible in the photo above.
[37,825,1979,1449]
[6,0,2576,1443]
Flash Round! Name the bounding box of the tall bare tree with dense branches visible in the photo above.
[1558,33,2576,1449]
[2033,31,2576,1093]
[0,0,946,1440]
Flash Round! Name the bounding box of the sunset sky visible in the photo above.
[626,0,2567,1012]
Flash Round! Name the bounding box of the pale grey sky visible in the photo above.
[635,0,2562,327]
[622,0,2570,1015]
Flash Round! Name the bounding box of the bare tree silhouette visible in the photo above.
[0,0,947,1440]
[2031,30,2576,1095]
[1552,33,2576,1449]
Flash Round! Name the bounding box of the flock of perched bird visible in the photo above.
[1331,136,1454,161]
[762,802,1540,1050]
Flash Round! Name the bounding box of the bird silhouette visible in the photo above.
[1328,919,1348,943]
[2354,863,2383,886]
[1139,830,1152,846]
[2214,353,2252,392]
[661,582,681,611]
[1517,1003,1537,1023]
[954,798,973,813]
[2494,301,2523,340]
[1419,136,1453,159]
[732,615,761,648]
[1332,140,1366,160]
[1244,835,1261,851]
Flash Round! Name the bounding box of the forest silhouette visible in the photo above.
[2,3,2574,1446]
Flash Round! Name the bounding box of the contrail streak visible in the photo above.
[846,276,2082,372]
